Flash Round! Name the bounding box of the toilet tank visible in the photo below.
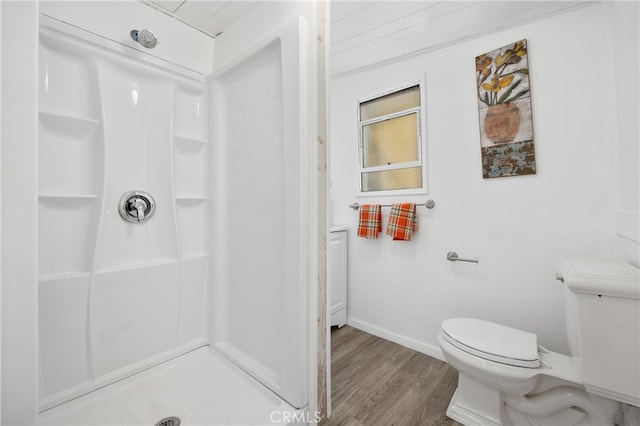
[558,256,640,407]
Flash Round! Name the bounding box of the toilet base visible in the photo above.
[446,372,620,426]
[446,373,506,426]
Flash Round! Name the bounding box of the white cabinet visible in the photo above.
[330,228,348,327]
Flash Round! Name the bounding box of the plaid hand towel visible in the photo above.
[386,203,418,241]
[357,204,382,239]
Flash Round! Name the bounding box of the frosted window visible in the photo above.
[362,113,419,168]
[358,84,424,193]
[360,85,420,121]
[361,167,423,192]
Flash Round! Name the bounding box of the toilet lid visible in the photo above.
[441,318,540,368]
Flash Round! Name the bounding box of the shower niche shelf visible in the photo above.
[174,135,207,146]
[39,194,99,200]
[173,121,208,258]
[95,258,179,275]
[39,111,100,134]
[39,271,91,282]
[39,109,102,197]
[182,253,209,261]
[175,195,208,201]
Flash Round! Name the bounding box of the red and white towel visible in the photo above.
[357,204,382,239]
[385,203,418,241]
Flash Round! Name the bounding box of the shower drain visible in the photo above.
[155,416,181,426]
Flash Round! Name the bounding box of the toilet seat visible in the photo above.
[441,318,540,368]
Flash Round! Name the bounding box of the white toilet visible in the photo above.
[438,256,639,426]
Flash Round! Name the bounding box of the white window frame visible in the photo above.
[356,81,428,196]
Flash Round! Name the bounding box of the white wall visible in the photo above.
[611,1,639,264]
[330,2,637,358]
[1,2,39,424]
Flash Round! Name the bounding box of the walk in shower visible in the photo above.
[38,13,212,413]
[1,1,315,424]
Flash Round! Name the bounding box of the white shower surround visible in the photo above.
[38,16,210,410]
[5,1,315,424]
[209,16,309,409]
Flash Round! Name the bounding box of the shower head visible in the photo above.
[130,29,157,49]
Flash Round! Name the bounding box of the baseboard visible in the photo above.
[346,317,445,362]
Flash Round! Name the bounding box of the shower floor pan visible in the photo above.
[39,347,300,425]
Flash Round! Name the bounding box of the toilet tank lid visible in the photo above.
[441,318,539,367]
[558,256,640,299]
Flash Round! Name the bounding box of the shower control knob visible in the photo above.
[119,191,156,223]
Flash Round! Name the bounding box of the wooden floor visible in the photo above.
[321,326,463,426]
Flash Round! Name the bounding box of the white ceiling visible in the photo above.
[142,0,591,75]
[144,0,261,37]
[330,1,591,76]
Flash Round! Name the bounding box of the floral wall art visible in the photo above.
[476,39,536,178]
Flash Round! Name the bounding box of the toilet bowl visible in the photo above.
[439,257,639,426]
[438,320,618,426]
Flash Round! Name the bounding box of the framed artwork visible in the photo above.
[476,39,536,178]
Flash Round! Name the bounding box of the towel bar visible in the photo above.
[349,200,435,211]
[446,251,479,263]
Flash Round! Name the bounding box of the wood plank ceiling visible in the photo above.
[142,1,591,76]
[330,1,591,76]
[144,0,260,37]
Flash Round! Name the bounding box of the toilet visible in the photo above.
[438,256,640,426]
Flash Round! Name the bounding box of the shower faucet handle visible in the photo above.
[119,191,156,223]
[131,198,147,221]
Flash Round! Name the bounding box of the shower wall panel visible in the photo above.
[38,21,209,411]
[210,17,308,409]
